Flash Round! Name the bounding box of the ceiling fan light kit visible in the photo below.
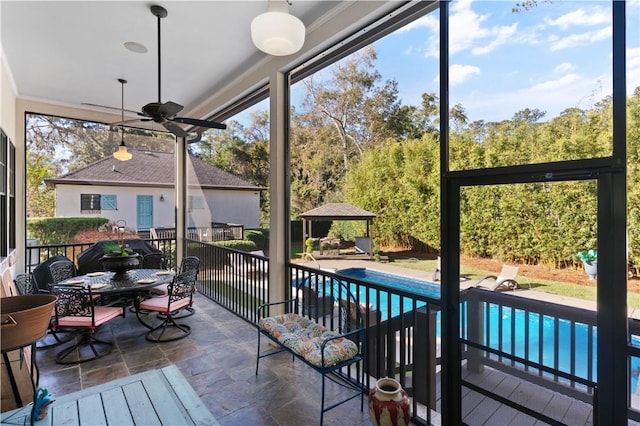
[113,78,133,162]
[251,0,306,56]
[113,141,133,161]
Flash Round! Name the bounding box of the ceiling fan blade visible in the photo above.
[171,117,227,130]
[162,121,188,137]
[82,102,140,115]
[111,118,153,126]
[159,101,184,117]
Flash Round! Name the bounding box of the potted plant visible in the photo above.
[576,249,598,280]
[99,238,141,279]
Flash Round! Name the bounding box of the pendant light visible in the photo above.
[251,0,305,56]
[113,78,133,161]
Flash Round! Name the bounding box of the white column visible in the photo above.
[268,72,288,314]
[176,136,186,265]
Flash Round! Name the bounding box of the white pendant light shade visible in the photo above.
[113,78,132,161]
[113,141,132,161]
[251,0,305,56]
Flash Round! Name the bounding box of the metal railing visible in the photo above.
[187,240,268,324]
[25,238,177,274]
[28,238,633,424]
[461,287,598,419]
[150,223,244,243]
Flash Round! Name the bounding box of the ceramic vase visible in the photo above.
[368,377,410,426]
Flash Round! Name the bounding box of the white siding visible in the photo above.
[55,184,260,230]
[187,188,260,229]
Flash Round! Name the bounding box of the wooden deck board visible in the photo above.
[454,362,596,425]
[77,394,107,426]
[101,388,134,425]
[0,366,218,426]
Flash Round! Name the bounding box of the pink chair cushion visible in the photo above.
[139,296,191,313]
[57,306,123,327]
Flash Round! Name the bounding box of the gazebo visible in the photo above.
[299,203,376,257]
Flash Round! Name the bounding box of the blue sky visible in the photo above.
[374,0,640,123]
[240,1,639,126]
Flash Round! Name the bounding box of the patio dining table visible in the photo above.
[55,269,175,294]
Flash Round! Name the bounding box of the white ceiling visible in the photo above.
[1,1,362,123]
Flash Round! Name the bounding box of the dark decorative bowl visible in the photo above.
[99,253,141,279]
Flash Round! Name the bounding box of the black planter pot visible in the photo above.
[99,253,141,279]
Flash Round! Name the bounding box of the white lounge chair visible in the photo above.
[474,264,525,291]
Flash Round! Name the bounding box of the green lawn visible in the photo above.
[390,257,640,308]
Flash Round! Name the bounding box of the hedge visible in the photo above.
[27,217,110,245]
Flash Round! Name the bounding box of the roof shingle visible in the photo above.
[45,150,261,190]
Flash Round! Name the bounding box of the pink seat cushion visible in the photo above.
[139,296,191,313]
[57,306,122,327]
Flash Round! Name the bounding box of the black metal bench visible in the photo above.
[256,280,366,425]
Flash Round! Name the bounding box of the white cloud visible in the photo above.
[554,62,576,74]
[397,14,439,34]
[448,64,481,87]
[402,0,523,59]
[472,23,518,55]
[528,74,582,93]
[550,26,612,51]
[546,8,610,29]
[458,72,609,122]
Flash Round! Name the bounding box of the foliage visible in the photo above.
[102,240,134,256]
[327,221,361,242]
[305,238,314,253]
[213,240,258,252]
[344,136,440,251]
[26,151,56,217]
[576,250,598,264]
[245,229,268,250]
[27,217,109,245]
[26,114,174,175]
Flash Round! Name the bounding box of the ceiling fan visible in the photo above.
[87,5,226,137]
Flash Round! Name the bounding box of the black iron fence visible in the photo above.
[28,238,640,424]
[186,240,268,324]
[25,238,177,274]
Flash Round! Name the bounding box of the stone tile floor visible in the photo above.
[35,293,373,425]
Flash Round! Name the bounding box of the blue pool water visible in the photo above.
[335,268,437,319]
[306,267,639,393]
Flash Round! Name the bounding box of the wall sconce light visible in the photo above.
[160,194,165,202]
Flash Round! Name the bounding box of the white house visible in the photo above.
[45,149,262,232]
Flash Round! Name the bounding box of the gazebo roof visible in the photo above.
[300,203,376,221]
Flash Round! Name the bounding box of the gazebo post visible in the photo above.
[302,219,307,259]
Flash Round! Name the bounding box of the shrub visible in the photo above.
[306,238,314,253]
[28,217,109,245]
[214,240,258,252]
[245,229,268,249]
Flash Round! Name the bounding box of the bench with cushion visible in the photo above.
[256,279,366,425]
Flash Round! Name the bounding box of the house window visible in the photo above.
[0,129,11,257]
[81,194,101,213]
[188,195,205,210]
[102,194,117,210]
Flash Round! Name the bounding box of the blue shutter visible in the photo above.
[102,194,117,210]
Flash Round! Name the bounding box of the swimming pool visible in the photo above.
[325,268,637,392]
